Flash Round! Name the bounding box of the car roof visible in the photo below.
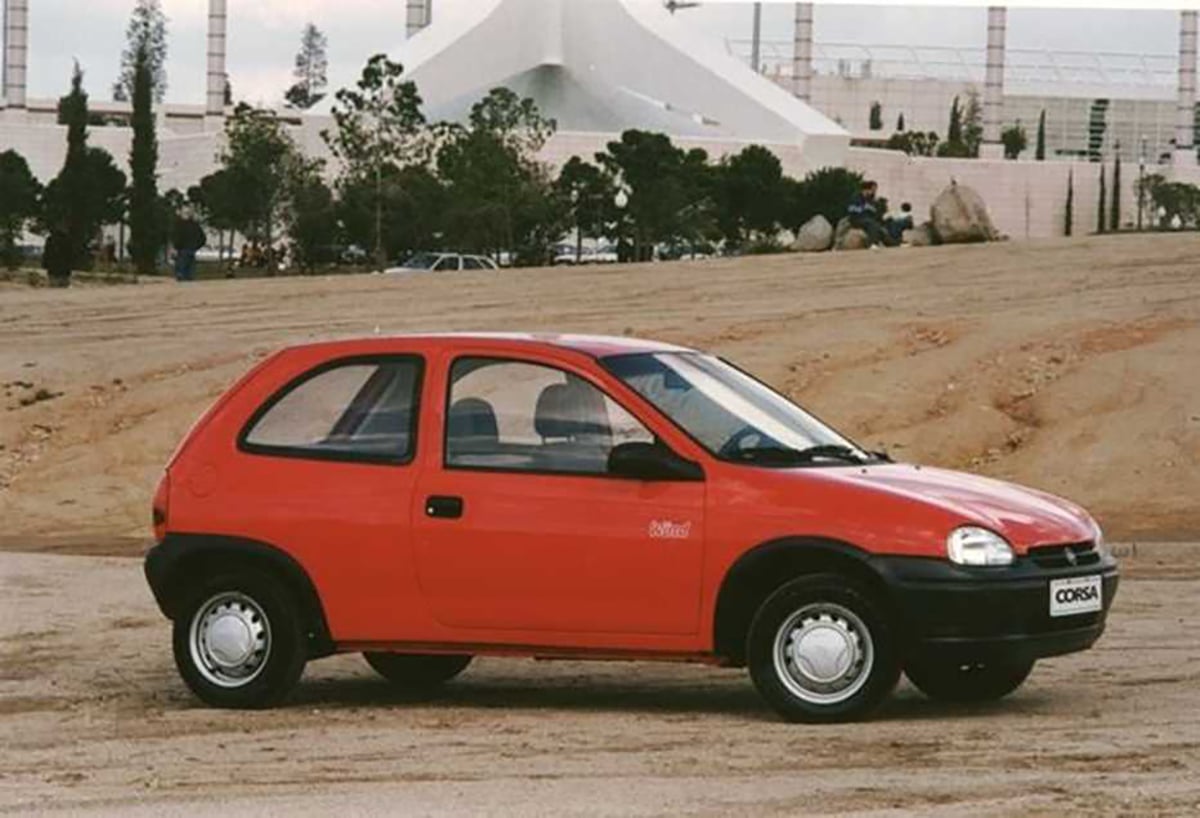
[283,333,697,360]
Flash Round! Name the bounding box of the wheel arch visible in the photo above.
[145,533,334,659]
[712,536,896,666]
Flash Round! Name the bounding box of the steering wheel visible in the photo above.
[718,425,769,459]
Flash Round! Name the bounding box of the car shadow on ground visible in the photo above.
[274,669,1059,723]
[288,674,769,719]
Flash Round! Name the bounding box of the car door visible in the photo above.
[412,354,706,638]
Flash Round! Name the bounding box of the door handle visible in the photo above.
[425,495,464,520]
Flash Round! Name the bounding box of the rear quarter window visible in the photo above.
[241,356,423,464]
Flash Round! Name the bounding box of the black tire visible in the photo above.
[747,574,900,723]
[172,571,307,709]
[363,653,472,690]
[905,659,1034,703]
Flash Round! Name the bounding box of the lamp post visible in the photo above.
[571,188,582,265]
[614,189,631,262]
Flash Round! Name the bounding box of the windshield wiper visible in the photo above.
[731,444,872,465]
[793,444,873,463]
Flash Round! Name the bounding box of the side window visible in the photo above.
[462,257,484,270]
[243,358,421,463]
[446,358,654,475]
[433,256,460,271]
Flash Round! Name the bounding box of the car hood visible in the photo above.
[810,464,1097,552]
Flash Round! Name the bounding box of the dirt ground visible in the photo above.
[0,545,1197,816]
[1,235,1199,814]
[2,234,1199,547]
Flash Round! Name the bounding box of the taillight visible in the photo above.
[152,473,170,542]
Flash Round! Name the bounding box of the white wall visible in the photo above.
[7,118,1198,245]
[846,147,1199,240]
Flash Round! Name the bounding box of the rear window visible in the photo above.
[242,357,422,464]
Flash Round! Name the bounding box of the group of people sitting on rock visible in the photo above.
[847,180,914,249]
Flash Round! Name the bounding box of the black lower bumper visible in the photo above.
[871,553,1120,665]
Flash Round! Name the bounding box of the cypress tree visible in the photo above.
[1110,151,1121,232]
[1065,169,1074,237]
[869,101,883,131]
[129,42,160,275]
[896,112,906,133]
[947,97,963,147]
[1036,109,1046,161]
[47,63,91,285]
[1097,163,1107,234]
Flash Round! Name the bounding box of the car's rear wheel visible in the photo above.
[364,653,472,690]
[172,572,307,709]
[905,659,1034,702]
[747,574,900,723]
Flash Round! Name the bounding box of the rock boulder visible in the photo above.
[930,183,999,244]
[793,215,834,252]
[833,217,870,251]
[904,223,936,247]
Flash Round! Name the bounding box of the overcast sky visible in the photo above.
[19,1,1182,106]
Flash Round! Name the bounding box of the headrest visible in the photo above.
[447,397,499,443]
[535,381,610,441]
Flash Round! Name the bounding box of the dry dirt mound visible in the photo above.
[1,233,1198,550]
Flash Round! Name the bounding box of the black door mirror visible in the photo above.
[608,442,704,482]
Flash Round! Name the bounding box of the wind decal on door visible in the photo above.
[648,520,692,540]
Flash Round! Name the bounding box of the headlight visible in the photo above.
[947,526,1014,566]
[1093,524,1112,559]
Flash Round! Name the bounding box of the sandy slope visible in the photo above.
[2,234,1199,548]
[0,545,1197,816]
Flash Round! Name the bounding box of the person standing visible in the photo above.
[172,213,207,282]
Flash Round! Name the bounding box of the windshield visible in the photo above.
[402,252,441,270]
[603,353,876,466]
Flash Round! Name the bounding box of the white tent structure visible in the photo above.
[392,0,849,168]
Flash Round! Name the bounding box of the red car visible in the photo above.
[145,334,1118,722]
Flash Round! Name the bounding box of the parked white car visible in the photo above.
[553,243,620,266]
[384,252,499,274]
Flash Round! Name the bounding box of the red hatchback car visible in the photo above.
[145,334,1118,722]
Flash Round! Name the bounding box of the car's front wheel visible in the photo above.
[172,572,307,709]
[364,653,472,690]
[747,575,900,723]
[905,659,1034,702]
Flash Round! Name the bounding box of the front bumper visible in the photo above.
[871,553,1119,665]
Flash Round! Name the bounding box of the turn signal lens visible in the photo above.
[947,526,1014,566]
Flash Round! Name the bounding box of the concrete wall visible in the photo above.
[0,119,222,193]
[7,118,1199,245]
[846,147,1200,240]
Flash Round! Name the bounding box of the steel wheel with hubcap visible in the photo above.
[748,574,900,722]
[172,572,306,709]
[773,603,874,706]
[189,592,272,688]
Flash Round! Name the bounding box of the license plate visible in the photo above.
[1049,575,1103,617]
